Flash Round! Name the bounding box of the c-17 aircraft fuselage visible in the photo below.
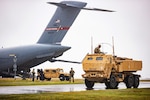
[0,1,114,77]
[0,44,70,71]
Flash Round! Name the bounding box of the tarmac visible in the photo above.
[0,82,150,94]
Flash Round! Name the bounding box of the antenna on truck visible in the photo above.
[91,36,93,54]
[112,36,115,56]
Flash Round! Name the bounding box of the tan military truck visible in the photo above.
[82,53,142,89]
[44,68,70,81]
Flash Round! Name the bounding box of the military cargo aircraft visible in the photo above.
[0,1,114,77]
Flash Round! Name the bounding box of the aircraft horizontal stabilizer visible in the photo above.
[82,7,115,12]
[48,1,115,12]
[47,1,87,8]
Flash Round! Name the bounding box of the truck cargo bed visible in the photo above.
[116,59,142,72]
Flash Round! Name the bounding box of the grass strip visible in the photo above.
[0,88,149,100]
[0,78,84,86]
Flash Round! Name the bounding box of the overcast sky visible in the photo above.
[0,0,150,78]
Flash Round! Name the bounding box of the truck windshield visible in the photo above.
[96,57,103,60]
[52,70,56,73]
[45,70,49,72]
[60,69,63,72]
[87,57,93,60]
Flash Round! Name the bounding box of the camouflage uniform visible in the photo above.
[94,45,101,54]
[32,69,35,82]
[69,68,75,82]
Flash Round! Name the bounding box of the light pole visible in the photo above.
[9,54,17,80]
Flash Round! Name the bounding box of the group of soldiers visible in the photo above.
[31,69,44,82]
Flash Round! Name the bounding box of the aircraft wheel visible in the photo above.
[59,74,65,81]
[109,74,118,89]
[125,75,134,88]
[133,75,139,88]
[85,79,94,89]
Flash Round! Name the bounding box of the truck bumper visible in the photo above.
[82,73,107,82]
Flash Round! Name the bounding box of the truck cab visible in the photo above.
[82,54,114,81]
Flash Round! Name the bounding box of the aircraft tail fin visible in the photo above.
[37,1,87,44]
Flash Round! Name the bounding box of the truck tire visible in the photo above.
[105,82,110,89]
[125,75,134,88]
[133,75,139,88]
[105,74,118,89]
[59,74,65,81]
[110,74,119,89]
[65,76,70,81]
[47,78,51,81]
[85,79,94,89]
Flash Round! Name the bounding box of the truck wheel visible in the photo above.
[59,74,65,81]
[109,74,118,89]
[125,75,134,88]
[133,75,139,88]
[47,78,51,81]
[105,82,110,89]
[85,79,94,89]
[65,76,70,81]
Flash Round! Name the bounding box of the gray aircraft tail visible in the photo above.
[37,1,87,44]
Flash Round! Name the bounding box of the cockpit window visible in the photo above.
[96,57,103,60]
[87,57,93,60]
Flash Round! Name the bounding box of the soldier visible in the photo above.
[40,69,44,81]
[94,44,101,54]
[69,68,75,83]
[37,69,40,80]
[32,69,35,82]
